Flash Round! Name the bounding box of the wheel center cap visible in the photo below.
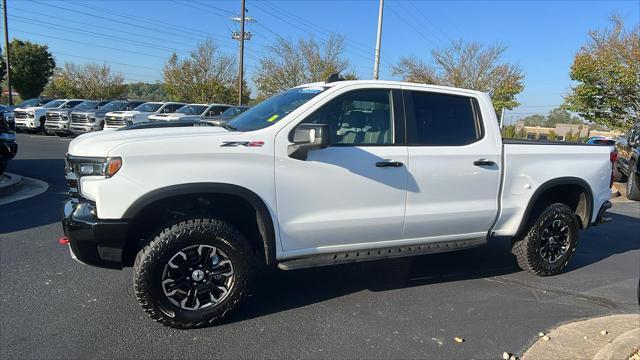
[191,269,205,281]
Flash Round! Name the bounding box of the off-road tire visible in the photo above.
[133,218,252,329]
[627,163,640,201]
[512,203,579,276]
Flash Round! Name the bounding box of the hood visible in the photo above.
[16,106,41,112]
[105,110,142,116]
[68,125,232,157]
[149,113,194,121]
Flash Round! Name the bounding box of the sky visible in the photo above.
[3,0,639,122]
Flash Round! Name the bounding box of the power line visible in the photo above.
[407,0,454,44]
[387,2,440,49]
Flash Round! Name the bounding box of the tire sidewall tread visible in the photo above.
[133,218,252,329]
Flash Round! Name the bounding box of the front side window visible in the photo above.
[100,101,125,111]
[302,89,393,145]
[228,87,327,132]
[406,91,482,146]
[207,106,229,117]
[124,101,145,110]
[64,101,84,108]
[134,103,163,112]
[162,104,184,113]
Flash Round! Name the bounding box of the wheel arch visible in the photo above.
[122,183,277,267]
[515,177,594,238]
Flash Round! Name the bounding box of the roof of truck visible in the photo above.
[297,80,487,97]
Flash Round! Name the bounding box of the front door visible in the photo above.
[275,88,408,255]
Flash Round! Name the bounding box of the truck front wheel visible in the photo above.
[512,203,579,276]
[133,218,252,328]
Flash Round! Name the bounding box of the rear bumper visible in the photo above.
[593,200,612,226]
[62,199,129,269]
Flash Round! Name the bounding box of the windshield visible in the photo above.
[19,98,41,107]
[74,101,98,110]
[228,87,326,131]
[176,105,208,115]
[221,106,249,120]
[43,100,64,108]
[100,101,126,111]
[134,103,163,112]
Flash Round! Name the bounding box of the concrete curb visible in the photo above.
[521,314,640,360]
[594,328,640,360]
[0,175,49,206]
[0,172,23,196]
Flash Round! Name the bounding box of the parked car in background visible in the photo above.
[44,99,88,136]
[148,104,231,122]
[71,100,146,135]
[614,122,640,200]
[0,105,15,131]
[586,136,616,145]
[0,110,17,175]
[103,102,185,129]
[15,99,81,133]
[204,105,250,126]
[61,79,616,328]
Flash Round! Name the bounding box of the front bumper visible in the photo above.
[70,124,100,134]
[15,120,37,129]
[62,199,129,269]
[45,123,70,131]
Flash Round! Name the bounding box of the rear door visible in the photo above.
[402,88,501,241]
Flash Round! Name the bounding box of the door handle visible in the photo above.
[473,159,496,166]
[375,160,404,168]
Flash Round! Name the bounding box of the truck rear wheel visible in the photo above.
[133,218,252,329]
[512,203,579,276]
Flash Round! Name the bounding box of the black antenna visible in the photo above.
[326,73,345,83]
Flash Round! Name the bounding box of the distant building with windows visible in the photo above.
[514,121,622,141]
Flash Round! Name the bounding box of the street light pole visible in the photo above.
[373,0,384,80]
[2,0,12,105]
[238,0,245,106]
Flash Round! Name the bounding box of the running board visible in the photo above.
[277,238,487,270]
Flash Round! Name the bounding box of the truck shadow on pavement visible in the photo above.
[1,159,67,234]
[229,210,639,324]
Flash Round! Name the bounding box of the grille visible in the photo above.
[105,116,126,127]
[46,112,63,123]
[14,111,28,119]
[71,113,89,123]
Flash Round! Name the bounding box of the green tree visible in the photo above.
[0,47,5,83]
[564,15,639,131]
[501,125,517,139]
[548,130,557,141]
[43,63,126,99]
[392,40,524,116]
[545,107,583,126]
[8,39,56,99]
[253,34,356,99]
[125,82,168,101]
[521,114,547,127]
[163,39,248,104]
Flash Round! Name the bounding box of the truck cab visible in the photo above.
[103,102,186,129]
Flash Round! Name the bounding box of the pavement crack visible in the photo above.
[484,276,618,309]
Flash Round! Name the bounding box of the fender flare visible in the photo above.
[515,177,594,238]
[123,183,276,265]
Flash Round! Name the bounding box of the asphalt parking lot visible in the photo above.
[1,133,639,359]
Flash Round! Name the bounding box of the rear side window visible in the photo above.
[406,91,482,146]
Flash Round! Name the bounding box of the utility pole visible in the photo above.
[237,0,246,106]
[2,0,12,105]
[372,0,384,80]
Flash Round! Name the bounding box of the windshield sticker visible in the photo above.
[298,87,324,94]
[266,114,279,122]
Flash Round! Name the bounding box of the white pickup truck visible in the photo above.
[103,102,186,129]
[147,103,231,122]
[61,79,615,328]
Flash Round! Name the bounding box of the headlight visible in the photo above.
[89,116,96,122]
[67,156,123,178]
[27,112,35,118]
[124,115,135,124]
[62,114,69,120]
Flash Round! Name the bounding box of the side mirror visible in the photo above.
[288,124,330,160]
